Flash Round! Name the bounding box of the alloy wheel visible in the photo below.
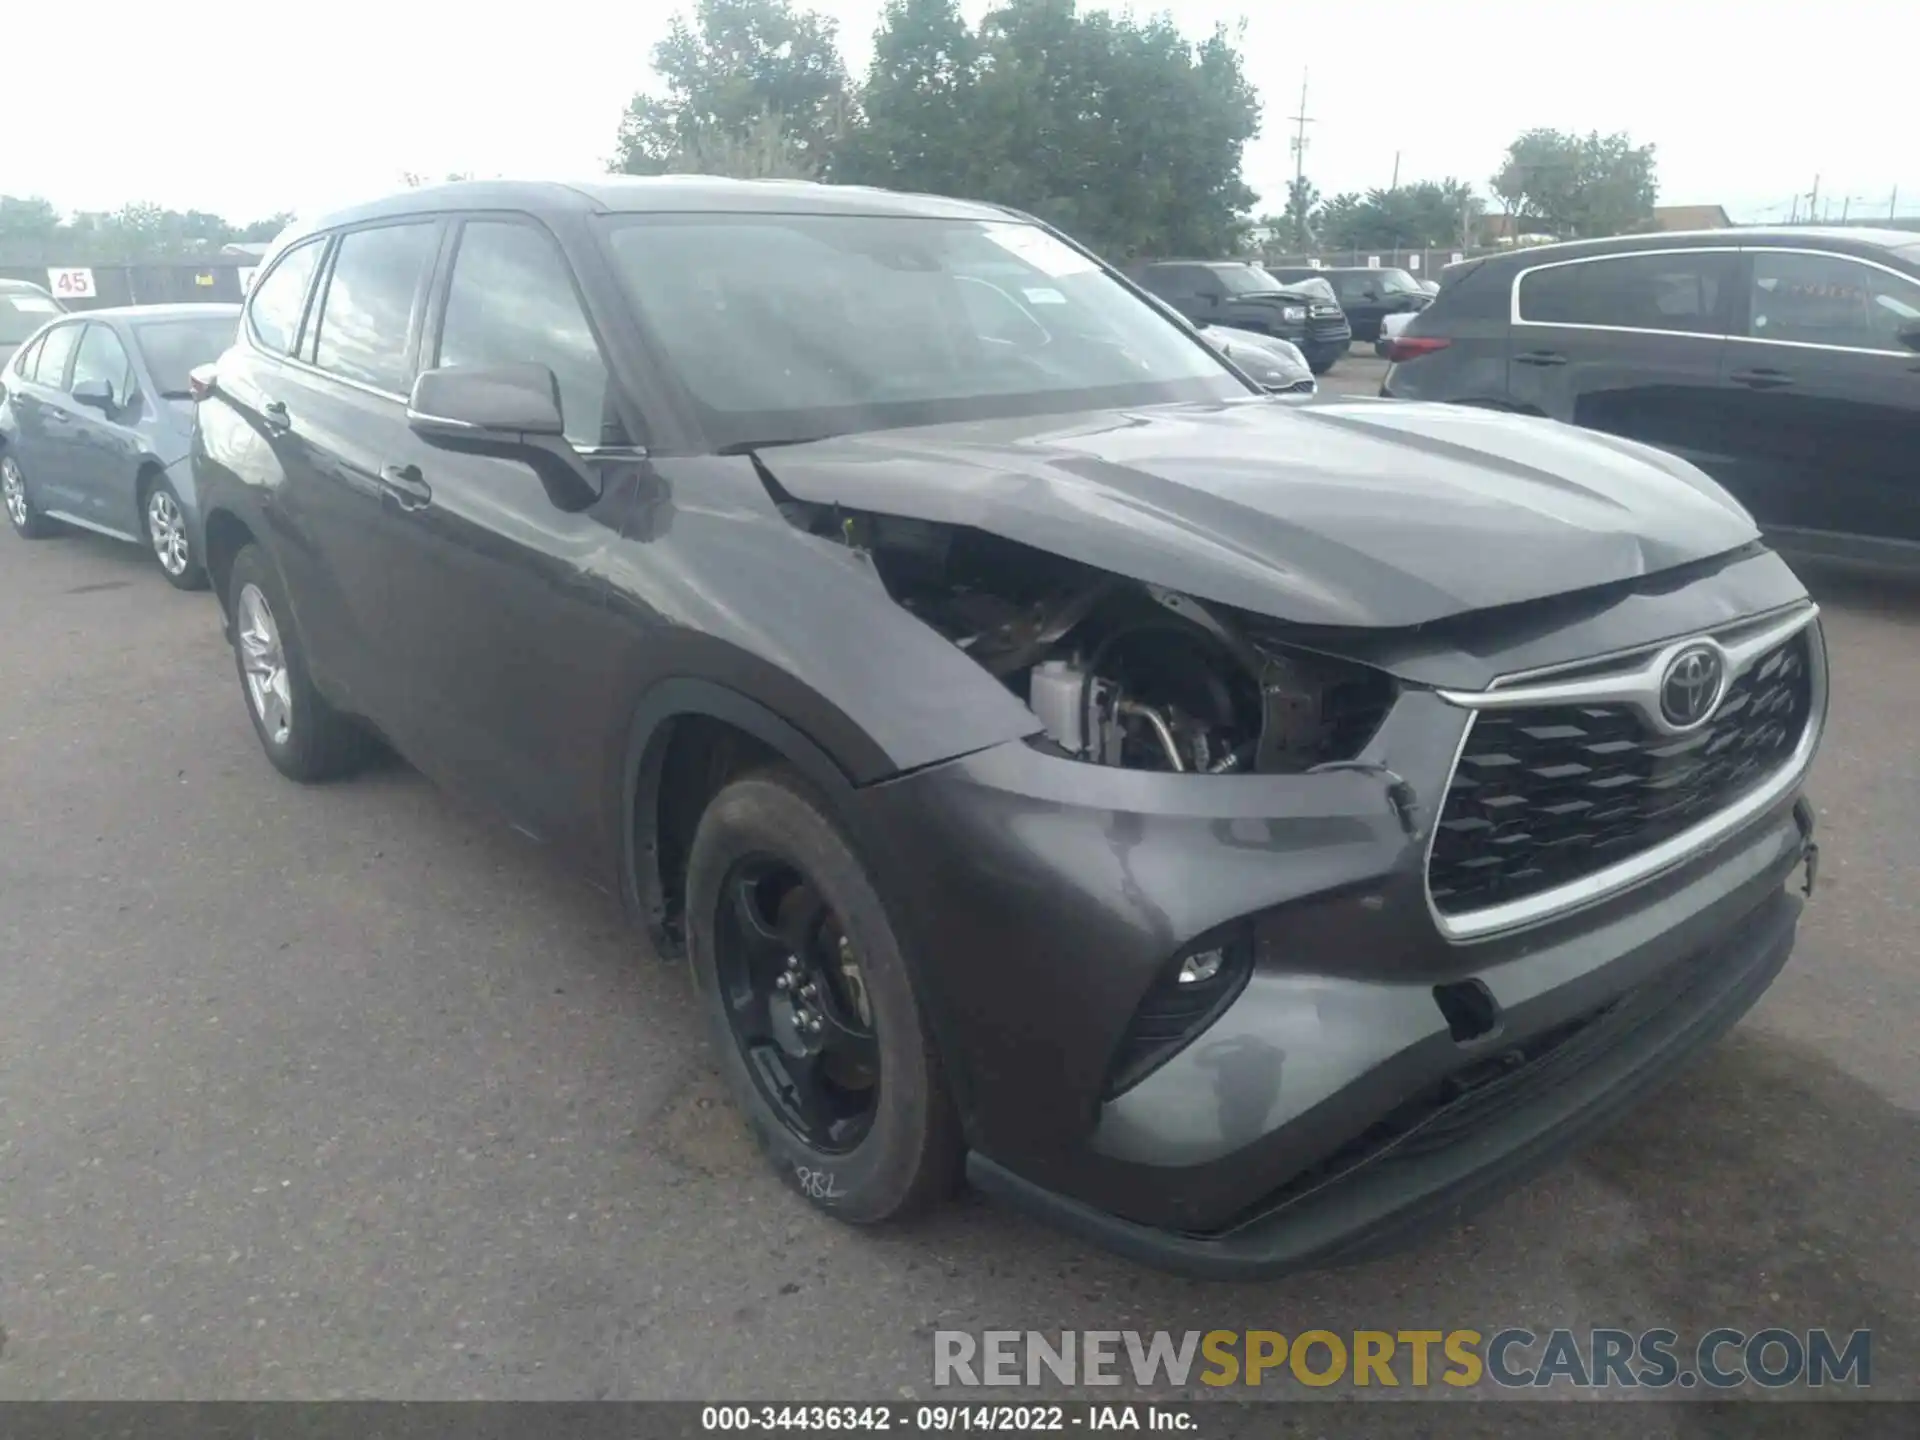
[236,582,293,746]
[714,858,881,1154]
[2,457,26,529]
[147,490,189,575]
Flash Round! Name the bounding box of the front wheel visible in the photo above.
[685,767,962,1224]
[2,453,55,539]
[144,477,208,590]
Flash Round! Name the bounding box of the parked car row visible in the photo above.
[1,303,241,587]
[1385,226,1920,573]
[3,179,1828,1283]
[1126,260,1353,373]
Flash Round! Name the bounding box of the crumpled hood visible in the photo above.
[756,397,1761,629]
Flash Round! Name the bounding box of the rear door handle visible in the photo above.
[1514,350,1567,367]
[380,463,433,511]
[262,399,292,432]
[1730,368,1794,390]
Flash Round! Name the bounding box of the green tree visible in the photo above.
[1313,180,1482,251]
[0,195,297,264]
[833,0,980,196]
[839,0,1260,260]
[1282,176,1319,248]
[612,0,851,179]
[1491,129,1657,238]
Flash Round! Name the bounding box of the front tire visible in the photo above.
[143,476,208,591]
[685,766,961,1224]
[2,453,55,539]
[225,544,371,782]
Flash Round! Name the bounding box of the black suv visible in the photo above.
[1383,228,1920,573]
[190,179,1824,1279]
[1267,264,1432,342]
[1127,261,1351,372]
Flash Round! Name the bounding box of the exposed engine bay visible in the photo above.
[780,503,1395,773]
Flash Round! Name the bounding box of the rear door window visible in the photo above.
[310,222,439,394]
[1517,251,1731,335]
[32,323,83,391]
[1746,251,1920,352]
[11,332,46,380]
[247,238,326,357]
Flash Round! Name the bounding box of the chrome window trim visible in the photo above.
[1425,603,1825,942]
[1511,243,1920,357]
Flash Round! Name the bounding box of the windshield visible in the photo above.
[599,213,1246,448]
[133,315,238,397]
[1376,269,1425,295]
[1,291,62,344]
[1216,266,1285,296]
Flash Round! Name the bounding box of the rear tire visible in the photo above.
[2,453,55,539]
[225,544,372,782]
[143,475,208,591]
[684,766,962,1224]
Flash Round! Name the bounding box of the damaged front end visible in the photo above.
[778,500,1399,780]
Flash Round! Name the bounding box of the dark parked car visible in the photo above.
[1128,261,1351,373]
[191,179,1824,1279]
[2,302,240,587]
[1201,324,1316,394]
[1,279,67,369]
[1267,265,1433,342]
[1383,228,1920,573]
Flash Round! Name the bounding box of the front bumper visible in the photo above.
[970,816,1809,1279]
[855,649,1819,1276]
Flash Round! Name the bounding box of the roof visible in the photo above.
[1651,204,1733,230]
[1,278,55,294]
[1466,225,1920,269]
[54,303,242,323]
[282,176,1025,249]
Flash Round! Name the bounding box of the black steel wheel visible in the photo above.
[713,857,881,1154]
[685,766,961,1223]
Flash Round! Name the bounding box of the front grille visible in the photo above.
[1308,316,1351,342]
[1428,632,1813,917]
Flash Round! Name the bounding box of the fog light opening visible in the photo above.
[1433,979,1501,1045]
[1177,948,1226,985]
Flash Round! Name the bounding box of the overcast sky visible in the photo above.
[8,0,1915,228]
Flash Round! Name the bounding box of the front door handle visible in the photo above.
[262,399,292,433]
[1730,368,1794,390]
[380,463,433,511]
[1514,350,1568,367]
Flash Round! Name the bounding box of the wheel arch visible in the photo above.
[200,505,259,613]
[622,677,875,962]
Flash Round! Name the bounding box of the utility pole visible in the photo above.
[1788,194,1799,224]
[1893,187,1901,220]
[1808,174,1820,224]
[1287,71,1314,249]
[1841,195,1851,223]
[1390,152,1401,191]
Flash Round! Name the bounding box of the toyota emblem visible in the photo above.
[1659,644,1726,729]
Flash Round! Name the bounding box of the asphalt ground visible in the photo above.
[2,374,1915,1404]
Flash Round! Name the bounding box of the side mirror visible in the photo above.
[408,362,565,442]
[407,362,599,512]
[72,377,115,412]
[1898,320,1920,354]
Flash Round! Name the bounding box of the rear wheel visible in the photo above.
[225,544,372,782]
[2,453,55,539]
[685,767,961,1224]
[143,477,208,591]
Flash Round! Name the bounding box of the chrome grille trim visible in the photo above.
[1425,604,1826,942]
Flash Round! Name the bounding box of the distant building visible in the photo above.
[1649,204,1733,231]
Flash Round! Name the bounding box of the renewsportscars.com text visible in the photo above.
[934,1328,1872,1390]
